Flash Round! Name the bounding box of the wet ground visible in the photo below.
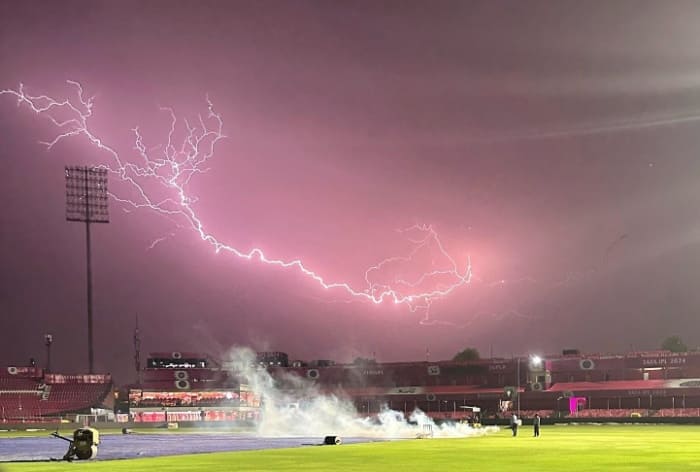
[0,433,377,462]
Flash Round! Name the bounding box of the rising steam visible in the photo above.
[224,347,498,439]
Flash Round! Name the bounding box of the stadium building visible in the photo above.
[266,349,700,420]
[5,348,700,424]
[122,352,260,423]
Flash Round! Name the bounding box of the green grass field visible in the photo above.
[4,424,700,472]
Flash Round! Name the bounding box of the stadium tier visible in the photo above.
[12,349,700,423]
[8,351,700,422]
[123,349,700,422]
[263,350,700,418]
[0,367,112,421]
[123,353,261,423]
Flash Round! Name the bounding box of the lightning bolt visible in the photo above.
[1,81,472,313]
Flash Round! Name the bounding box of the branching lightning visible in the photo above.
[1,81,472,313]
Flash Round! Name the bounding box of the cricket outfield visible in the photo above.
[2,424,700,471]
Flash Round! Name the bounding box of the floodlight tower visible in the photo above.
[65,166,109,374]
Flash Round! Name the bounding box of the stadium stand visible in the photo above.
[569,409,648,418]
[515,410,555,419]
[652,408,700,417]
[0,368,112,422]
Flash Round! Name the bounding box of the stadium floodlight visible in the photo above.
[66,166,109,223]
[530,355,542,367]
[65,166,109,374]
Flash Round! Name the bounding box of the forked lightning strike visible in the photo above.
[1,81,472,313]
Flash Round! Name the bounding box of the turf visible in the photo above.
[4,424,700,472]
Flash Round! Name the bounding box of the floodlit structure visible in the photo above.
[65,166,109,374]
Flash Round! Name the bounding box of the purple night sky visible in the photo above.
[2,0,700,382]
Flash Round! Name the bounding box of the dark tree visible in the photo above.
[661,335,688,353]
[453,347,480,362]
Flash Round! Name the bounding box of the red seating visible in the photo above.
[653,408,700,417]
[0,377,41,390]
[569,409,647,418]
[516,410,555,418]
[0,371,112,421]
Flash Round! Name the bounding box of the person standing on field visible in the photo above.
[533,413,541,437]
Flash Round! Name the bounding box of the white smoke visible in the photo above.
[224,347,498,439]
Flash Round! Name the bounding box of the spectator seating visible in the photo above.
[0,371,112,421]
[569,409,648,418]
[652,408,700,417]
